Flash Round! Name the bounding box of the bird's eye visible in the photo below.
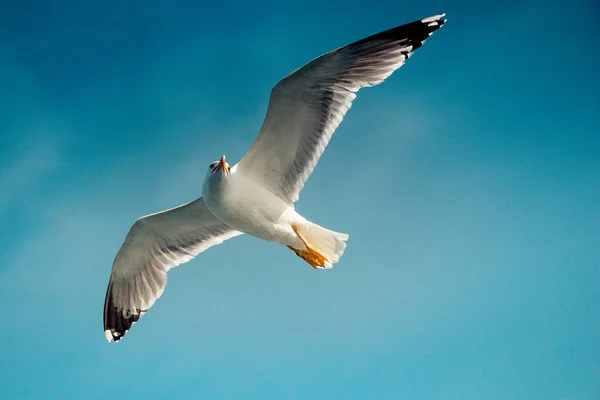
[209,162,217,170]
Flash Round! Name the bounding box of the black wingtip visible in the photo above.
[103,282,143,343]
[403,13,447,51]
[351,13,447,54]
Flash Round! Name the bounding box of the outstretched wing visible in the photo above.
[237,14,446,204]
[103,197,242,342]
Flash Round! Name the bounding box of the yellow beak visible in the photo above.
[217,155,228,174]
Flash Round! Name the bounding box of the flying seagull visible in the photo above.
[103,14,447,342]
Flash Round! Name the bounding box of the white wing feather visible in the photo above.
[237,14,446,204]
[103,197,241,342]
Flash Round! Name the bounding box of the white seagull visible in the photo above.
[103,14,447,342]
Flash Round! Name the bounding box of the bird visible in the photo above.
[103,13,447,342]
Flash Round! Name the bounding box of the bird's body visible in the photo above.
[202,164,303,248]
[202,159,347,265]
[103,14,447,342]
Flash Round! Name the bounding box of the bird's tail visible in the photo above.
[290,223,349,269]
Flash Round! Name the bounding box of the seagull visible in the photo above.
[103,14,447,342]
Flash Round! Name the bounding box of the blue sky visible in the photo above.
[1,0,599,398]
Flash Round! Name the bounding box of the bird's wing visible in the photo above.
[103,197,242,342]
[236,14,446,204]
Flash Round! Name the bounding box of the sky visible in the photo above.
[0,0,599,398]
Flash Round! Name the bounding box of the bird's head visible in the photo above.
[206,155,231,180]
[202,155,232,199]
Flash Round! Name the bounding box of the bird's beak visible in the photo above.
[217,155,229,175]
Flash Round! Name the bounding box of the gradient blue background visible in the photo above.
[1,0,598,398]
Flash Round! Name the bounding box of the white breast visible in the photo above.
[202,170,297,243]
